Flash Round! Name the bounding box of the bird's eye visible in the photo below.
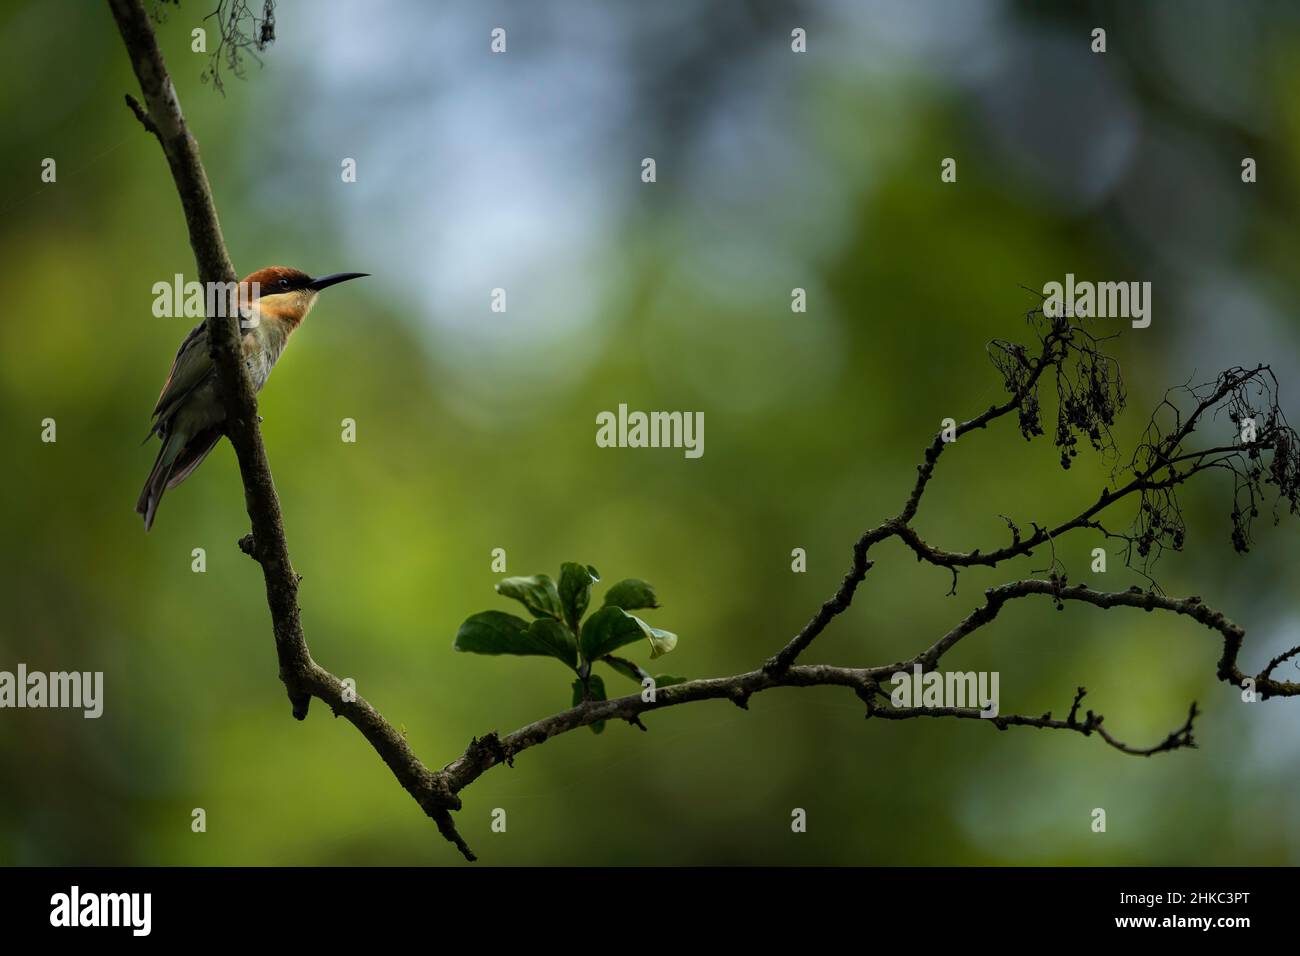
[278,278,290,290]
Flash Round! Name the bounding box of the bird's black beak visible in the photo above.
[308,272,369,291]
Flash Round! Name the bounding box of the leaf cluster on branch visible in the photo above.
[455,565,684,734]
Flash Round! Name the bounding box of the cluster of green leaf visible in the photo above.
[454,564,685,732]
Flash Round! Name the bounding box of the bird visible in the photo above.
[137,265,367,530]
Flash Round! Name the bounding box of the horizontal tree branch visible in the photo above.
[868,687,1199,757]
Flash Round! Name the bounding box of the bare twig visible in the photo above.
[200,0,276,94]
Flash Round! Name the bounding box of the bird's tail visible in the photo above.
[137,429,185,535]
[137,427,222,531]
[136,430,184,531]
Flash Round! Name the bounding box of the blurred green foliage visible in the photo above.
[2,0,1299,865]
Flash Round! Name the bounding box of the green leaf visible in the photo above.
[522,618,578,670]
[496,574,563,620]
[602,655,646,684]
[581,606,679,661]
[559,562,600,632]
[604,658,686,690]
[455,611,577,669]
[580,605,648,660]
[642,621,678,659]
[571,673,607,734]
[454,611,532,654]
[602,578,660,612]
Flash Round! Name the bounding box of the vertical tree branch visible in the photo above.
[109,0,311,716]
[109,0,478,857]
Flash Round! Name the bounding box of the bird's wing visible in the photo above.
[151,321,214,422]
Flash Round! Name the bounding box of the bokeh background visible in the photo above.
[2,0,1299,865]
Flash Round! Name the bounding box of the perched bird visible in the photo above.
[137,266,367,530]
